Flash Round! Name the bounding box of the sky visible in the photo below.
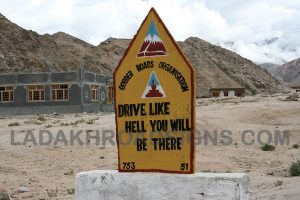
[0,0,300,64]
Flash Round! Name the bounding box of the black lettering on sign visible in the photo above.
[136,61,154,72]
[180,163,189,171]
[125,121,146,133]
[150,120,168,132]
[170,118,191,131]
[118,70,134,90]
[149,102,170,116]
[122,162,135,170]
[152,137,182,150]
[136,138,147,151]
[158,62,189,92]
[118,103,146,117]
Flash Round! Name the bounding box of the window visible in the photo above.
[224,91,228,97]
[212,92,219,97]
[27,85,45,101]
[236,92,243,97]
[296,89,300,93]
[91,85,99,101]
[0,86,14,102]
[52,84,69,101]
[107,86,114,104]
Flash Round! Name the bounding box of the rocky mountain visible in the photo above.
[93,38,130,75]
[179,37,284,96]
[0,13,284,97]
[259,63,279,75]
[274,58,300,84]
[0,14,112,74]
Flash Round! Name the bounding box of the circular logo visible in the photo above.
[100,91,106,101]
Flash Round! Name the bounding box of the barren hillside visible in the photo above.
[0,13,284,97]
[274,58,300,84]
[0,14,110,74]
[179,37,284,96]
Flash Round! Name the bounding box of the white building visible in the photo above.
[291,85,300,94]
[209,88,246,98]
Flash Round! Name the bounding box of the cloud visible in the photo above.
[0,0,228,43]
[0,0,299,64]
[206,0,300,64]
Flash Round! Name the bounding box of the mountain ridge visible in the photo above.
[180,37,284,96]
[0,12,285,97]
[274,58,300,84]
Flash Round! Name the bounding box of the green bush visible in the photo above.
[292,144,299,149]
[251,90,257,96]
[261,144,276,151]
[289,160,300,176]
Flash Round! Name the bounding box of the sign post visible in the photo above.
[76,9,249,200]
[114,7,195,173]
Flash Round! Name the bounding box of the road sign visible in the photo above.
[114,8,195,173]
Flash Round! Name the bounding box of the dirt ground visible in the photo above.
[0,95,299,200]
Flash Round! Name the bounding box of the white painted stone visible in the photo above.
[219,90,224,97]
[228,90,235,97]
[75,170,250,200]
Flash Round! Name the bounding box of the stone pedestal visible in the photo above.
[75,170,250,200]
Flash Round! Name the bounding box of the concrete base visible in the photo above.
[75,170,250,200]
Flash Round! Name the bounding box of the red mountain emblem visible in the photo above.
[142,71,166,98]
[137,21,168,57]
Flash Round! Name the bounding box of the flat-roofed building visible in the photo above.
[0,69,113,115]
[209,87,246,98]
[290,84,300,94]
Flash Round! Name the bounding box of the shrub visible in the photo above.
[8,122,20,127]
[60,122,70,126]
[289,160,300,176]
[285,94,299,101]
[37,115,46,121]
[67,188,75,195]
[70,119,85,126]
[52,120,60,124]
[46,188,58,197]
[274,180,283,186]
[45,124,52,128]
[64,169,74,176]
[292,144,299,149]
[251,90,257,96]
[261,144,276,151]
